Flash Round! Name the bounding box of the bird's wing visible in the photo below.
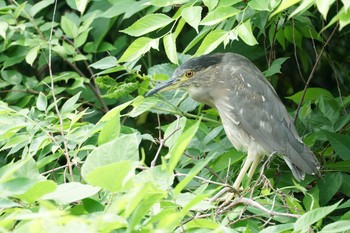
[218,58,318,175]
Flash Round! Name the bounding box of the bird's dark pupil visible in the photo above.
[186,71,193,77]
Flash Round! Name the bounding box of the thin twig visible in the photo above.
[48,0,74,181]
[220,197,300,218]
[151,115,181,167]
[294,24,338,123]
[292,17,306,84]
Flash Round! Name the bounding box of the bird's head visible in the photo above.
[146,53,224,97]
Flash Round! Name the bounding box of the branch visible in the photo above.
[222,197,300,218]
[294,24,338,123]
[48,0,74,181]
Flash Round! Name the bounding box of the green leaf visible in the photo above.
[61,92,81,114]
[61,15,78,38]
[203,0,218,11]
[36,92,47,112]
[181,6,202,32]
[325,160,350,173]
[294,201,342,231]
[30,0,54,17]
[150,0,189,7]
[270,0,301,18]
[260,223,294,233]
[263,57,289,77]
[75,0,89,13]
[174,153,216,195]
[25,46,40,66]
[289,0,314,19]
[323,131,350,160]
[185,219,219,230]
[342,0,350,11]
[248,0,271,11]
[164,117,187,148]
[42,182,100,204]
[119,37,159,62]
[89,56,118,70]
[317,172,342,206]
[168,119,201,172]
[319,220,350,233]
[316,0,336,19]
[163,33,178,64]
[195,29,228,55]
[98,111,120,145]
[236,20,258,46]
[86,160,134,192]
[200,6,239,26]
[0,22,8,40]
[120,14,174,37]
[81,134,140,178]
[16,180,56,203]
[286,88,333,104]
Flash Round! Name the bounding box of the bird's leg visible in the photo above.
[232,151,255,190]
[215,151,256,204]
[247,154,263,180]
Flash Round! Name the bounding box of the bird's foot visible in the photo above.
[210,186,241,209]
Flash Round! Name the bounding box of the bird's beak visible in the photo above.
[146,77,180,97]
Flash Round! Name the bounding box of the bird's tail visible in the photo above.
[283,135,320,181]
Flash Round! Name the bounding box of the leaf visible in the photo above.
[25,46,40,66]
[150,0,189,7]
[61,92,81,114]
[75,0,89,13]
[270,0,301,18]
[164,117,187,148]
[263,57,289,77]
[200,6,239,26]
[81,134,140,178]
[29,0,54,17]
[236,20,258,46]
[119,37,159,62]
[174,153,216,194]
[286,88,333,104]
[260,223,294,233]
[195,29,228,56]
[41,182,100,204]
[36,92,47,112]
[61,15,78,38]
[89,56,118,70]
[289,0,314,19]
[317,172,342,206]
[316,0,336,19]
[98,111,120,145]
[319,220,350,233]
[248,0,271,11]
[181,6,202,32]
[163,33,178,64]
[294,201,342,231]
[342,0,350,11]
[15,180,56,203]
[120,14,174,37]
[323,131,350,160]
[0,21,8,40]
[168,119,201,172]
[128,96,158,118]
[86,160,134,192]
[202,0,218,11]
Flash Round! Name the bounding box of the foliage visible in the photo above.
[0,0,350,232]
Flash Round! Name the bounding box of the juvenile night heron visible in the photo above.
[147,53,319,191]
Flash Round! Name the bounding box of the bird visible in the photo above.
[146,52,319,192]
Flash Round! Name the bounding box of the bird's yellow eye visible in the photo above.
[185,70,194,78]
